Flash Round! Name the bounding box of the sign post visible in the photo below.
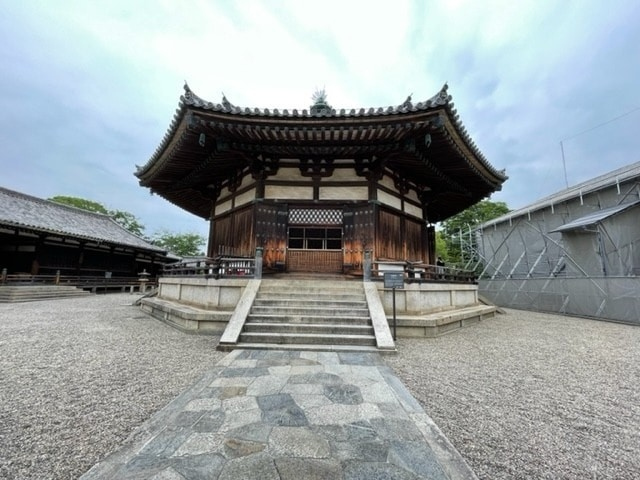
[383,271,404,340]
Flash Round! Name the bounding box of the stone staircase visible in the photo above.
[0,285,91,303]
[236,279,380,352]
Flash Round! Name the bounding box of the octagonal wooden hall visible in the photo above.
[136,85,507,275]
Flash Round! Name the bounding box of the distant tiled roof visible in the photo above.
[0,187,165,252]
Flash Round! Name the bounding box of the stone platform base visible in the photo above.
[391,304,498,337]
[140,297,232,335]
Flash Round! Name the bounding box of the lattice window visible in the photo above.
[289,208,343,225]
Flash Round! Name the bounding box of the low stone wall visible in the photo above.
[158,277,251,310]
[138,277,254,334]
[375,282,490,337]
[375,282,478,315]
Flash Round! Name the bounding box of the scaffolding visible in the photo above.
[475,162,640,325]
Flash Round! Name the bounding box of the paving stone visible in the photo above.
[323,384,364,405]
[331,440,389,462]
[288,372,344,385]
[268,426,330,458]
[359,382,400,404]
[210,376,255,388]
[291,393,334,409]
[338,352,385,366]
[222,395,259,413]
[323,364,353,376]
[138,427,192,458]
[217,452,280,480]
[316,351,341,365]
[168,411,205,428]
[305,403,382,426]
[343,420,380,442]
[219,386,247,400]
[229,359,258,368]
[342,460,420,480]
[377,366,424,413]
[220,367,269,378]
[149,466,187,480]
[193,410,225,433]
[388,440,447,478]
[219,408,262,432]
[172,433,225,457]
[274,457,343,480]
[289,365,324,375]
[257,393,309,426]
[370,417,425,442]
[246,374,288,396]
[172,453,226,480]
[225,422,273,443]
[267,365,292,376]
[184,397,222,412]
[280,383,325,395]
[120,455,173,478]
[223,437,266,459]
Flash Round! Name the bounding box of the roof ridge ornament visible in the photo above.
[221,92,235,111]
[310,88,332,116]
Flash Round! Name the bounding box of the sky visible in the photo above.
[1,0,639,240]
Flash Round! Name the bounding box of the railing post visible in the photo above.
[1,268,6,284]
[55,270,60,285]
[363,250,372,282]
[254,247,263,279]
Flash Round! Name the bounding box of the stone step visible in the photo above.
[252,298,368,308]
[243,322,374,336]
[249,305,370,317]
[0,286,90,303]
[239,332,377,346]
[255,292,365,302]
[258,283,364,294]
[220,343,382,353]
[246,314,372,325]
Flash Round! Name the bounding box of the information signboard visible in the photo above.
[383,271,404,289]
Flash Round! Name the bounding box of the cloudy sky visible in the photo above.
[1,0,639,239]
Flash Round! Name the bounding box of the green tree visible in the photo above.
[435,230,449,263]
[49,195,145,237]
[152,231,206,257]
[440,200,509,266]
[49,195,109,214]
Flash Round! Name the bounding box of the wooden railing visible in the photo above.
[0,269,156,291]
[162,256,256,278]
[372,260,477,284]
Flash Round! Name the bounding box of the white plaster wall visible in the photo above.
[379,175,396,190]
[404,202,423,219]
[265,185,313,200]
[215,200,232,216]
[234,188,256,208]
[272,167,304,181]
[329,169,361,181]
[377,189,402,210]
[319,186,368,200]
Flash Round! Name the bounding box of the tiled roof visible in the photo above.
[0,187,165,252]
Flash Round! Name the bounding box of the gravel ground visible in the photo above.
[0,294,225,480]
[386,309,640,480]
[1,297,639,479]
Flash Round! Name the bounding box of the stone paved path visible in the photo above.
[81,350,476,480]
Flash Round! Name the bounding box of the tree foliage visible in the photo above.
[152,231,206,257]
[440,200,510,266]
[49,195,145,237]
